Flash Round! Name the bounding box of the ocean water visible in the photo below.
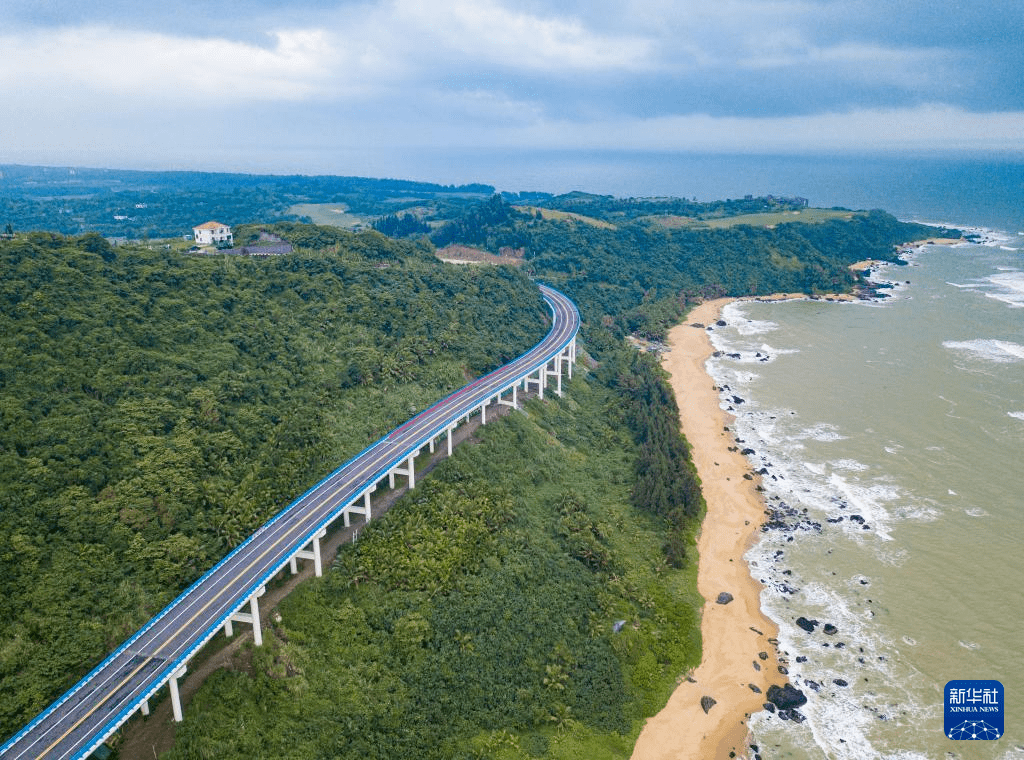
[341,149,1024,233]
[370,148,1024,757]
[704,230,1024,759]
[449,150,1024,758]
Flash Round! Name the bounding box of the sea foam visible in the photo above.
[707,310,950,759]
[943,338,1024,363]
[983,270,1024,308]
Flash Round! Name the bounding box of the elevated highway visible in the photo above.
[1,284,579,760]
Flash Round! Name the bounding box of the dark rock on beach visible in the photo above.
[823,623,838,635]
[795,616,819,633]
[716,592,734,605]
[761,501,822,535]
[701,696,717,714]
[777,707,806,723]
[767,683,808,710]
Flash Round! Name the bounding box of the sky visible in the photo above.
[2,0,1023,178]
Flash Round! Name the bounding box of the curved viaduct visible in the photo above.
[1,284,580,760]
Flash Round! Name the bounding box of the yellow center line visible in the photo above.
[31,296,576,759]
[37,471,364,759]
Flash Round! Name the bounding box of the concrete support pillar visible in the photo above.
[447,425,453,457]
[389,453,417,490]
[249,591,264,647]
[543,356,563,397]
[140,699,150,717]
[497,384,518,409]
[225,586,266,646]
[169,664,187,723]
[344,485,375,527]
[525,366,545,399]
[292,528,326,577]
[429,436,436,454]
[559,343,574,381]
[312,532,323,575]
[480,400,487,425]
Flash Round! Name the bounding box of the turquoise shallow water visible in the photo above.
[705,235,1024,759]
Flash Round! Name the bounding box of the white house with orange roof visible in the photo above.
[192,221,233,247]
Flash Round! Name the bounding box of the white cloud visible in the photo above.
[1,1,1020,168]
[732,36,952,91]
[390,0,653,71]
[0,0,655,115]
[0,25,351,105]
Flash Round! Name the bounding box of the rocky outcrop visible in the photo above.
[795,616,819,633]
[766,683,807,710]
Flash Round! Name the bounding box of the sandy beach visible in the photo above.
[631,299,782,760]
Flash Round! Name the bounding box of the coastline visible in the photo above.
[631,298,782,760]
[628,236,964,759]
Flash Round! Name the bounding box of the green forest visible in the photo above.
[0,165,496,239]
[430,195,954,340]
[165,348,704,760]
[0,229,548,739]
[0,184,946,757]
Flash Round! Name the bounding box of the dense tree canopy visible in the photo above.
[0,185,948,756]
[0,227,547,737]
[430,196,955,340]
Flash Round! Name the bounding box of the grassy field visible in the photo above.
[650,207,856,229]
[436,244,525,265]
[288,202,367,229]
[701,208,856,228]
[514,206,618,230]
